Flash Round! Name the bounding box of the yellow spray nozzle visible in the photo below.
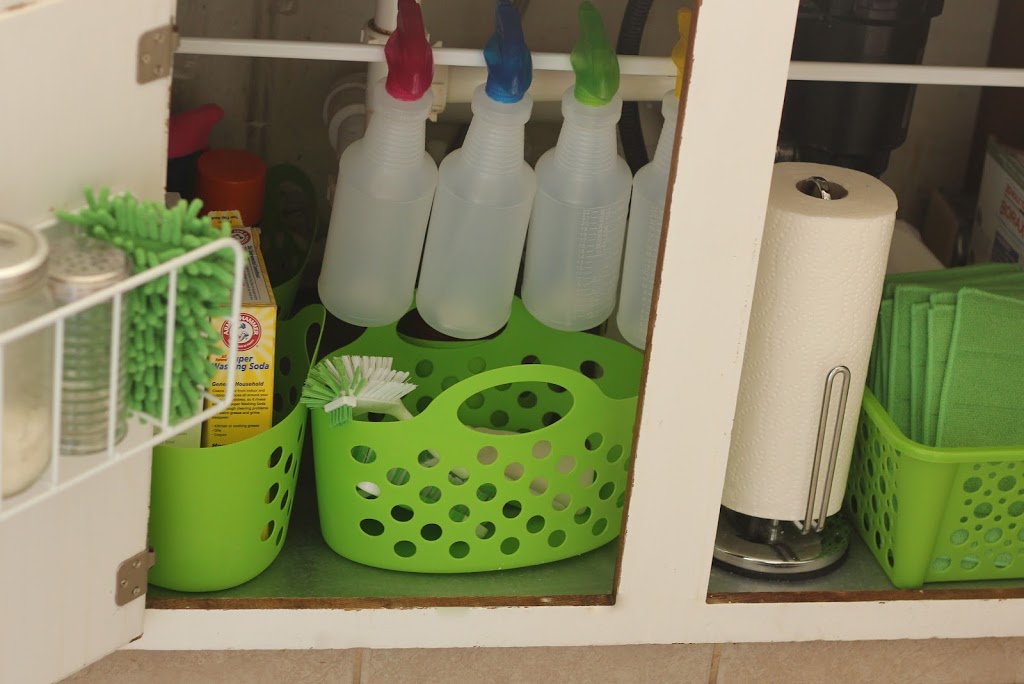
[672,8,693,98]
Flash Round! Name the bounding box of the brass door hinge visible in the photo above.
[137,25,178,84]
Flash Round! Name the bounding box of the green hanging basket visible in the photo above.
[262,164,319,319]
[311,298,643,573]
[148,305,326,592]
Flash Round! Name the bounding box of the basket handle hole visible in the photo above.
[457,380,573,434]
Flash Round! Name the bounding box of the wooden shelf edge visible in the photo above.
[146,593,614,611]
[707,586,1024,605]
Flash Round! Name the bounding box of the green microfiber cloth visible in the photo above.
[909,300,930,442]
[873,264,1017,411]
[923,284,1024,445]
[880,263,1019,299]
[923,300,956,445]
[58,188,234,424]
[936,288,1024,448]
[886,268,1024,435]
[873,299,894,403]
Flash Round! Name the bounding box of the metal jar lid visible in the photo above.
[0,221,49,298]
[47,234,131,305]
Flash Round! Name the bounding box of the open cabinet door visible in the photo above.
[0,0,174,682]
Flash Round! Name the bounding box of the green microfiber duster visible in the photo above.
[57,188,235,424]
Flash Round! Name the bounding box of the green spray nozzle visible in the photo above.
[570,1,620,107]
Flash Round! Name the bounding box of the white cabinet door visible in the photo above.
[0,1,173,682]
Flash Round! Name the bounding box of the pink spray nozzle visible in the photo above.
[168,104,224,159]
[384,0,434,101]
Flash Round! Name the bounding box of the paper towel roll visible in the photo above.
[722,162,897,522]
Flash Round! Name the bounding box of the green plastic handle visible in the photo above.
[420,363,603,430]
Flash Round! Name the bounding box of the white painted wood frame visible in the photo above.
[0,1,174,681]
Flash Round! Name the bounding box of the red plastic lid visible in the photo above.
[168,104,224,159]
[196,148,267,225]
[384,0,434,101]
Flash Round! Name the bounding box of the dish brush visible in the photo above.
[57,188,235,424]
[301,355,418,427]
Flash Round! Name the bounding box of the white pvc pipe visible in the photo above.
[446,66,673,103]
[788,61,1024,88]
[371,0,423,33]
[176,38,676,76]
[373,0,398,33]
[176,38,1024,88]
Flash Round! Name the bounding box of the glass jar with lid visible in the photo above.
[0,221,54,498]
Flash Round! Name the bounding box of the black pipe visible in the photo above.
[779,0,944,177]
[616,0,654,175]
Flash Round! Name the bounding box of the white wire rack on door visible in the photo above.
[0,235,246,521]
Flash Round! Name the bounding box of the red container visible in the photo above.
[196,148,267,226]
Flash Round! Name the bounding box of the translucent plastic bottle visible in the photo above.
[319,0,437,327]
[521,2,632,331]
[616,93,679,349]
[616,9,690,349]
[417,0,535,339]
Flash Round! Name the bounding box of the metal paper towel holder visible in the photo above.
[713,365,853,578]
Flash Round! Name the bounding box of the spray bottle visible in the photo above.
[521,1,632,332]
[319,0,436,327]
[616,8,690,349]
[416,0,536,339]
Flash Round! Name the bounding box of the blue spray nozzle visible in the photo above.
[483,0,533,104]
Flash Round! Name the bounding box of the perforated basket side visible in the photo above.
[311,364,636,573]
[847,392,957,588]
[847,389,1024,588]
[148,305,325,592]
[925,461,1024,583]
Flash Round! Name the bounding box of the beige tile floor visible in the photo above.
[65,639,1024,684]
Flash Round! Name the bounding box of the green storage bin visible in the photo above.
[846,388,1024,588]
[311,298,643,573]
[262,164,318,319]
[148,304,326,592]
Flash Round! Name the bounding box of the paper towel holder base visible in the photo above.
[712,507,850,578]
[714,364,853,577]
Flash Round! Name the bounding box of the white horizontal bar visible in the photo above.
[176,38,675,76]
[789,61,1024,88]
[176,38,1024,88]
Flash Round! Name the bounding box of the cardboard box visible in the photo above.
[202,210,277,447]
[923,189,973,268]
[971,140,1024,266]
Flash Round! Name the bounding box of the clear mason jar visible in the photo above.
[0,221,54,498]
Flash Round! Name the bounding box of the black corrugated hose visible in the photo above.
[616,0,654,174]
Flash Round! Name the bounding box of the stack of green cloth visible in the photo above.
[868,263,1024,448]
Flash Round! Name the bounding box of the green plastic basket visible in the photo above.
[311,298,643,573]
[148,304,326,592]
[262,164,318,319]
[846,388,1024,589]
